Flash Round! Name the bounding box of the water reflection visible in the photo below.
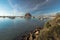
[0,18,47,40]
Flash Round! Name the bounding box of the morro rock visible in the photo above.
[25,13,32,19]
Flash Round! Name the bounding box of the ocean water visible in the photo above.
[0,18,47,40]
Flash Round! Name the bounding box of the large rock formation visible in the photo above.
[25,13,32,19]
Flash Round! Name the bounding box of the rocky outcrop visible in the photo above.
[14,27,42,40]
[25,13,32,19]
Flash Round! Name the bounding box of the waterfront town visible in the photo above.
[0,13,55,20]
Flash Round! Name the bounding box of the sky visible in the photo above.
[0,0,60,16]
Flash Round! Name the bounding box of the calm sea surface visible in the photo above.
[0,18,48,40]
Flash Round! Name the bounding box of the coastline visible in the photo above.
[14,27,43,40]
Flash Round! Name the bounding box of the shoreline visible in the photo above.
[14,27,43,40]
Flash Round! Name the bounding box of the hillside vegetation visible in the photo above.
[40,13,60,40]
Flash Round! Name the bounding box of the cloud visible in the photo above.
[12,9,24,16]
[0,10,12,16]
[8,0,14,8]
[32,0,49,11]
[8,0,51,16]
[8,0,49,12]
[8,0,24,16]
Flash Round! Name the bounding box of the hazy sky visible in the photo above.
[0,0,60,16]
